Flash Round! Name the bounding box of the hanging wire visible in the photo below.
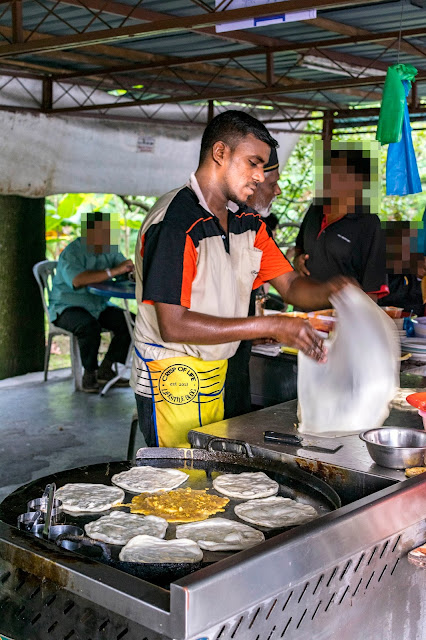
[397,0,405,65]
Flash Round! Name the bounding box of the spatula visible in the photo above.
[263,431,343,454]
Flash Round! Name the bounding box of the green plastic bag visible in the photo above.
[376,64,417,144]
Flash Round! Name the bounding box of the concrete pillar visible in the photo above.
[0,196,45,379]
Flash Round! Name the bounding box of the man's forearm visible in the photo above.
[155,303,277,344]
[284,277,332,310]
[73,268,115,289]
[270,273,331,311]
[154,302,327,361]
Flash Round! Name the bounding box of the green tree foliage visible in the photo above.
[45,193,155,260]
[272,121,426,249]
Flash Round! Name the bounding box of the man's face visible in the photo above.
[222,134,270,207]
[247,168,282,215]
[85,220,111,254]
[323,157,365,213]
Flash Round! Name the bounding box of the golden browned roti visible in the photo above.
[405,467,426,478]
[119,487,229,523]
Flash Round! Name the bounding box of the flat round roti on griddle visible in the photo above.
[234,496,318,529]
[175,517,265,551]
[212,471,279,500]
[55,483,124,514]
[111,466,188,494]
[84,511,168,545]
[118,534,203,564]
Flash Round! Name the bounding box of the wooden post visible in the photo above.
[0,196,46,379]
[207,99,214,123]
[322,111,334,141]
[42,77,53,111]
[12,0,23,44]
[266,51,275,87]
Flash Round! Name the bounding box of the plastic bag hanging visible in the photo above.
[386,79,422,196]
[376,64,417,144]
[376,66,407,144]
[297,285,399,438]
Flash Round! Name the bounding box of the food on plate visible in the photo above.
[405,466,426,478]
[111,466,188,494]
[234,496,318,529]
[55,483,125,513]
[175,517,265,551]
[391,388,423,411]
[84,510,168,545]
[212,471,278,500]
[118,534,203,564]
[121,487,229,522]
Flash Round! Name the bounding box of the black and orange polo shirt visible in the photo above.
[131,173,292,393]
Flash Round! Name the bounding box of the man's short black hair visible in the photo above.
[199,110,278,165]
[327,149,371,183]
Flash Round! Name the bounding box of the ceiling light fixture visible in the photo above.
[299,54,387,78]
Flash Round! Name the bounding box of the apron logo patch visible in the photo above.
[159,364,200,405]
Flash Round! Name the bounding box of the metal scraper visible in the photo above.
[263,430,343,454]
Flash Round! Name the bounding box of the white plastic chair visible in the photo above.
[32,260,83,391]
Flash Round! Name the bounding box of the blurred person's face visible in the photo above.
[323,157,365,214]
[247,168,282,216]
[385,227,425,276]
[85,220,111,254]
[218,134,270,207]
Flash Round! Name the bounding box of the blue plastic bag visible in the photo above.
[386,79,421,195]
[386,80,422,196]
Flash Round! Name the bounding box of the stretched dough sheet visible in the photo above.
[297,285,400,437]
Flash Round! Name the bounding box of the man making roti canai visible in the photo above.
[131,110,350,448]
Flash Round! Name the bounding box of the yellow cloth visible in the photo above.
[146,356,227,448]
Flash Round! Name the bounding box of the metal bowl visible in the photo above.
[360,427,426,469]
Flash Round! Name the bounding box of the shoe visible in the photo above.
[82,370,100,393]
[98,360,130,388]
[97,359,115,383]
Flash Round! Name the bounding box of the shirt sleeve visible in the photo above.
[110,252,127,268]
[59,243,86,290]
[359,215,388,297]
[142,220,197,308]
[253,220,293,289]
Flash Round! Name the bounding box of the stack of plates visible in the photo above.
[401,338,426,362]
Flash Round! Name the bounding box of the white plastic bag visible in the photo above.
[297,285,400,437]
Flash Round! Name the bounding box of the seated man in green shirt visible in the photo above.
[49,212,134,392]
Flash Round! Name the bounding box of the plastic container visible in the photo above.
[382,306,403,319]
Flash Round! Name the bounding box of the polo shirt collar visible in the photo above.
[188,172,239,216]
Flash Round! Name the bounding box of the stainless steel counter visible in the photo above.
[191,398,423,484]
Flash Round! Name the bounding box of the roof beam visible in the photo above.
[307,16,426,58]
[33,24,426,80]
[49,70,426,114]
[57,0,287,48]
[0,0,387,57]
[55,40,391,81]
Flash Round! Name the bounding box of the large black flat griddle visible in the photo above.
[0,447,340,587]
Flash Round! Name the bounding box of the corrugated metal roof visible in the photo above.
[0,0,424,125]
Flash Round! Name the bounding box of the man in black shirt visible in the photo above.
[293,149,387,303]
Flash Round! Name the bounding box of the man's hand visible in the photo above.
[293,253,310,277]
[114,259,134,276]
[269,316,327,362]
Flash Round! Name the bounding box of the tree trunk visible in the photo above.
[0,196,46,379]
